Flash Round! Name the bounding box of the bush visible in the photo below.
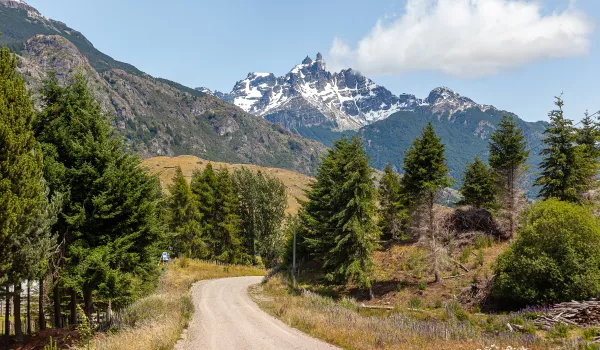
[492,199,600,307]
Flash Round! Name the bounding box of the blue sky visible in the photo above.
[26,0,599,122]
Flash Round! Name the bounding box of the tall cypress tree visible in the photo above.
[400,123,452,282]
[458,157,497,210]
[303,136,379,295]
[488,115,529,237]
[0,48,48,339]
[536,97,585,202]
[191,164,217,256]
[378,163,403,240]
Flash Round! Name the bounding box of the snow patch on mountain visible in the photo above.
[199,54,496,131]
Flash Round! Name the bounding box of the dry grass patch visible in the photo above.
[86,259,264,350]
[251,275,549,350]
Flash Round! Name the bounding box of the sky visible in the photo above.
[25,0,599,123]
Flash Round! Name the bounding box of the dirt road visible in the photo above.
[174,276,338,350]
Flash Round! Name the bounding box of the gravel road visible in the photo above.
[174,276,338,350]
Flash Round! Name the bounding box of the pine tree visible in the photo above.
[576,111,600,196]
[0,47,48,339]
[168,167,204,257]
[400,123,453,282]
[213,168,242,263]
[458,157,497,209]
[489,115,529,237]
[35,73,165,319]
[302,136,379,295]
[536,97,587,202]
[190,164,217,256]
[378,163,403,240]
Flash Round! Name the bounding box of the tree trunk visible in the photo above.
[107,299,112,324]
[52,279,61,329]
[27,281,31,336]
[83,286,94,321]
[4,285,10,339]
[14,284,22,342]
[69,289,77,326]
[38,277,46,331]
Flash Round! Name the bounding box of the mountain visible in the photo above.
[1,1,326,175]
[200,54,504,132]
[204,54,547,187]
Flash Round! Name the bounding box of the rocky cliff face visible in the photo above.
[201,54,502,132]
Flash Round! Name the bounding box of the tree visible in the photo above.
[488,115,529,237]
[213,168,243,263]
[492,199,600,307]
[576,111,600,197]
[458,157,497,210]
[536,97,590,202]
[167,167,204,258]
[378,163,404,240]
[400,123,453,282]
[0,47,48,340]
[35,73,164,320]
[233,168,288,267]
[302,136,379,295]
[190,164,217,254]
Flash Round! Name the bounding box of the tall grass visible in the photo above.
[87,259,264,350]
[253,275,592,350]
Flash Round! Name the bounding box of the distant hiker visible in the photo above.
[160,252,169,265]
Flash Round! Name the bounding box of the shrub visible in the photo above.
[492,199,600,307]
[417,280,427,291]
[408,297,422,309]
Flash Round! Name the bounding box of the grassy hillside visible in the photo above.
[142,155,314,215]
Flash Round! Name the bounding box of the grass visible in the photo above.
[86,259,264,350]
[141,155,314,215]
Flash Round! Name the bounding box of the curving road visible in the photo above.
[174,276,338,350]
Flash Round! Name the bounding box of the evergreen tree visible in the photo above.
[35,73,164,318]
[488,115,529,237]
[458,157,497,209]
[168,167,204,257]
[400,123,452,282]
[575,111,600,196]
[0,48,49,339]
[213,168,242,263]
[302,136,379,295]
[378,163,403,240]
[536,97,588,202]
[190,164,217,256]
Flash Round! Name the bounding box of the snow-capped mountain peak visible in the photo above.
[199,55,495,131]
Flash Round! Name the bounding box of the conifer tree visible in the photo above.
[458,157,497,210]
[35,73,164,319]
[400,123,452,282]
[378,163,403,240]
[213,168,242,263]
[488,115,529,237]
[576,111,600,196]
[168,167,204,257]
[302,136,379,295]
[536,97,588,202]
[0,47,49,339]
[190,164,217,256]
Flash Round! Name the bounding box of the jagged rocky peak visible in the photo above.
[0,0,43,17]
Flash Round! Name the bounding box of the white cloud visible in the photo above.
[329,0,593,77]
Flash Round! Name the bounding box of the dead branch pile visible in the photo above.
[535,300,600,329]
[459,278,493,307]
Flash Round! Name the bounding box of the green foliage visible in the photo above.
[488,114,529,237]
[233,168,288,268]
[536,97,594,202]
[547,323,570,340]
[301,136,380,289]
[44,336,58,350]
[0,47,48,285]
[36,73,164,309]
[378,163,405,240]
[408,296,422,309]
[457,157,497,209]
[417,280,427,291]
[167,167,205,258]
[492,199,600,307]
[76,305,94,348]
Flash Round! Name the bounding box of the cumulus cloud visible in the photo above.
[329,0,593,77]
